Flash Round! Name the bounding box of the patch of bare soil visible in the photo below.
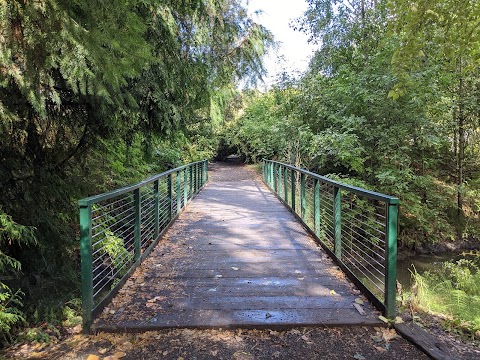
[3,326,429,360]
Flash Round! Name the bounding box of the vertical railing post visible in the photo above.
[269,162,274,189]
[291,169,296,212]
[197,162,201,190]
[300,173,306,221]
[273,163,278,193]
[153,180,159,240]
[193,164,197,194]
[168,173,173,221]
[278,165,283,198]
[265,161,268,184]
[333,186,342,259]
[80,203,93,331]
[284,166,288,204]
[385,200,399,318]
[189,164,193,200]
[183,168,188,206]
[198,162,202,189]
[176,170,181,214]
[314,178,321,238]
[204,160,208,185]
[134,188,141,261]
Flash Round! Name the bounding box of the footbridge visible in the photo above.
[79,160,398,332]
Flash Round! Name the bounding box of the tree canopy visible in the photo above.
[0,0,273,339]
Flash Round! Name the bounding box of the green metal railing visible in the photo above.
[79,160,208,330]
[262,159,399,318]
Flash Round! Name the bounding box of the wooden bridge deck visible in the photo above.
[94,163,382,331]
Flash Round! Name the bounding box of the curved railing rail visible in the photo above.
[262,159,399,318]
[79,160,208,330]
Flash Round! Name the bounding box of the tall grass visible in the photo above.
[410,259,480,333]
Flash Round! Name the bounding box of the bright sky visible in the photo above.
[246,0,317,88]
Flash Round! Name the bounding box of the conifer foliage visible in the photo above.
[0,0,272,339]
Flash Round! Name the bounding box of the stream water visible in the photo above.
[396,250,480,288]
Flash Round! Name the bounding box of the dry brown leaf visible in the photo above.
[381,328,399,342]
[98,348,108,354]
[114,351,127,358]
[86,355,100,360]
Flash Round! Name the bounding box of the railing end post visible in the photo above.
[79,203,93,332]
[385,201,399,318]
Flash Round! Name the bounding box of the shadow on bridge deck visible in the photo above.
[93,163,383,331]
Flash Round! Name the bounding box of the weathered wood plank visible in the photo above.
[94,308,382,332]
[395,323,454,360]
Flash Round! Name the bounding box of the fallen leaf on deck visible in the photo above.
[329,290,337,295]
[353,353,366,360]
[231,267,239,271]
[395,316,404,324]
[86,355,100,360]
[354,298,364,305]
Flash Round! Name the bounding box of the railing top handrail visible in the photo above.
[264,159,399,205]
[78,160,207,207]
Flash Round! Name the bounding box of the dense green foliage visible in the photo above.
[0,0,272,340]
[227,0,480,248]
[1,0,479,343]
[411,258,480,334]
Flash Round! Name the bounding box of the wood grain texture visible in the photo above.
[94,163,383,331]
